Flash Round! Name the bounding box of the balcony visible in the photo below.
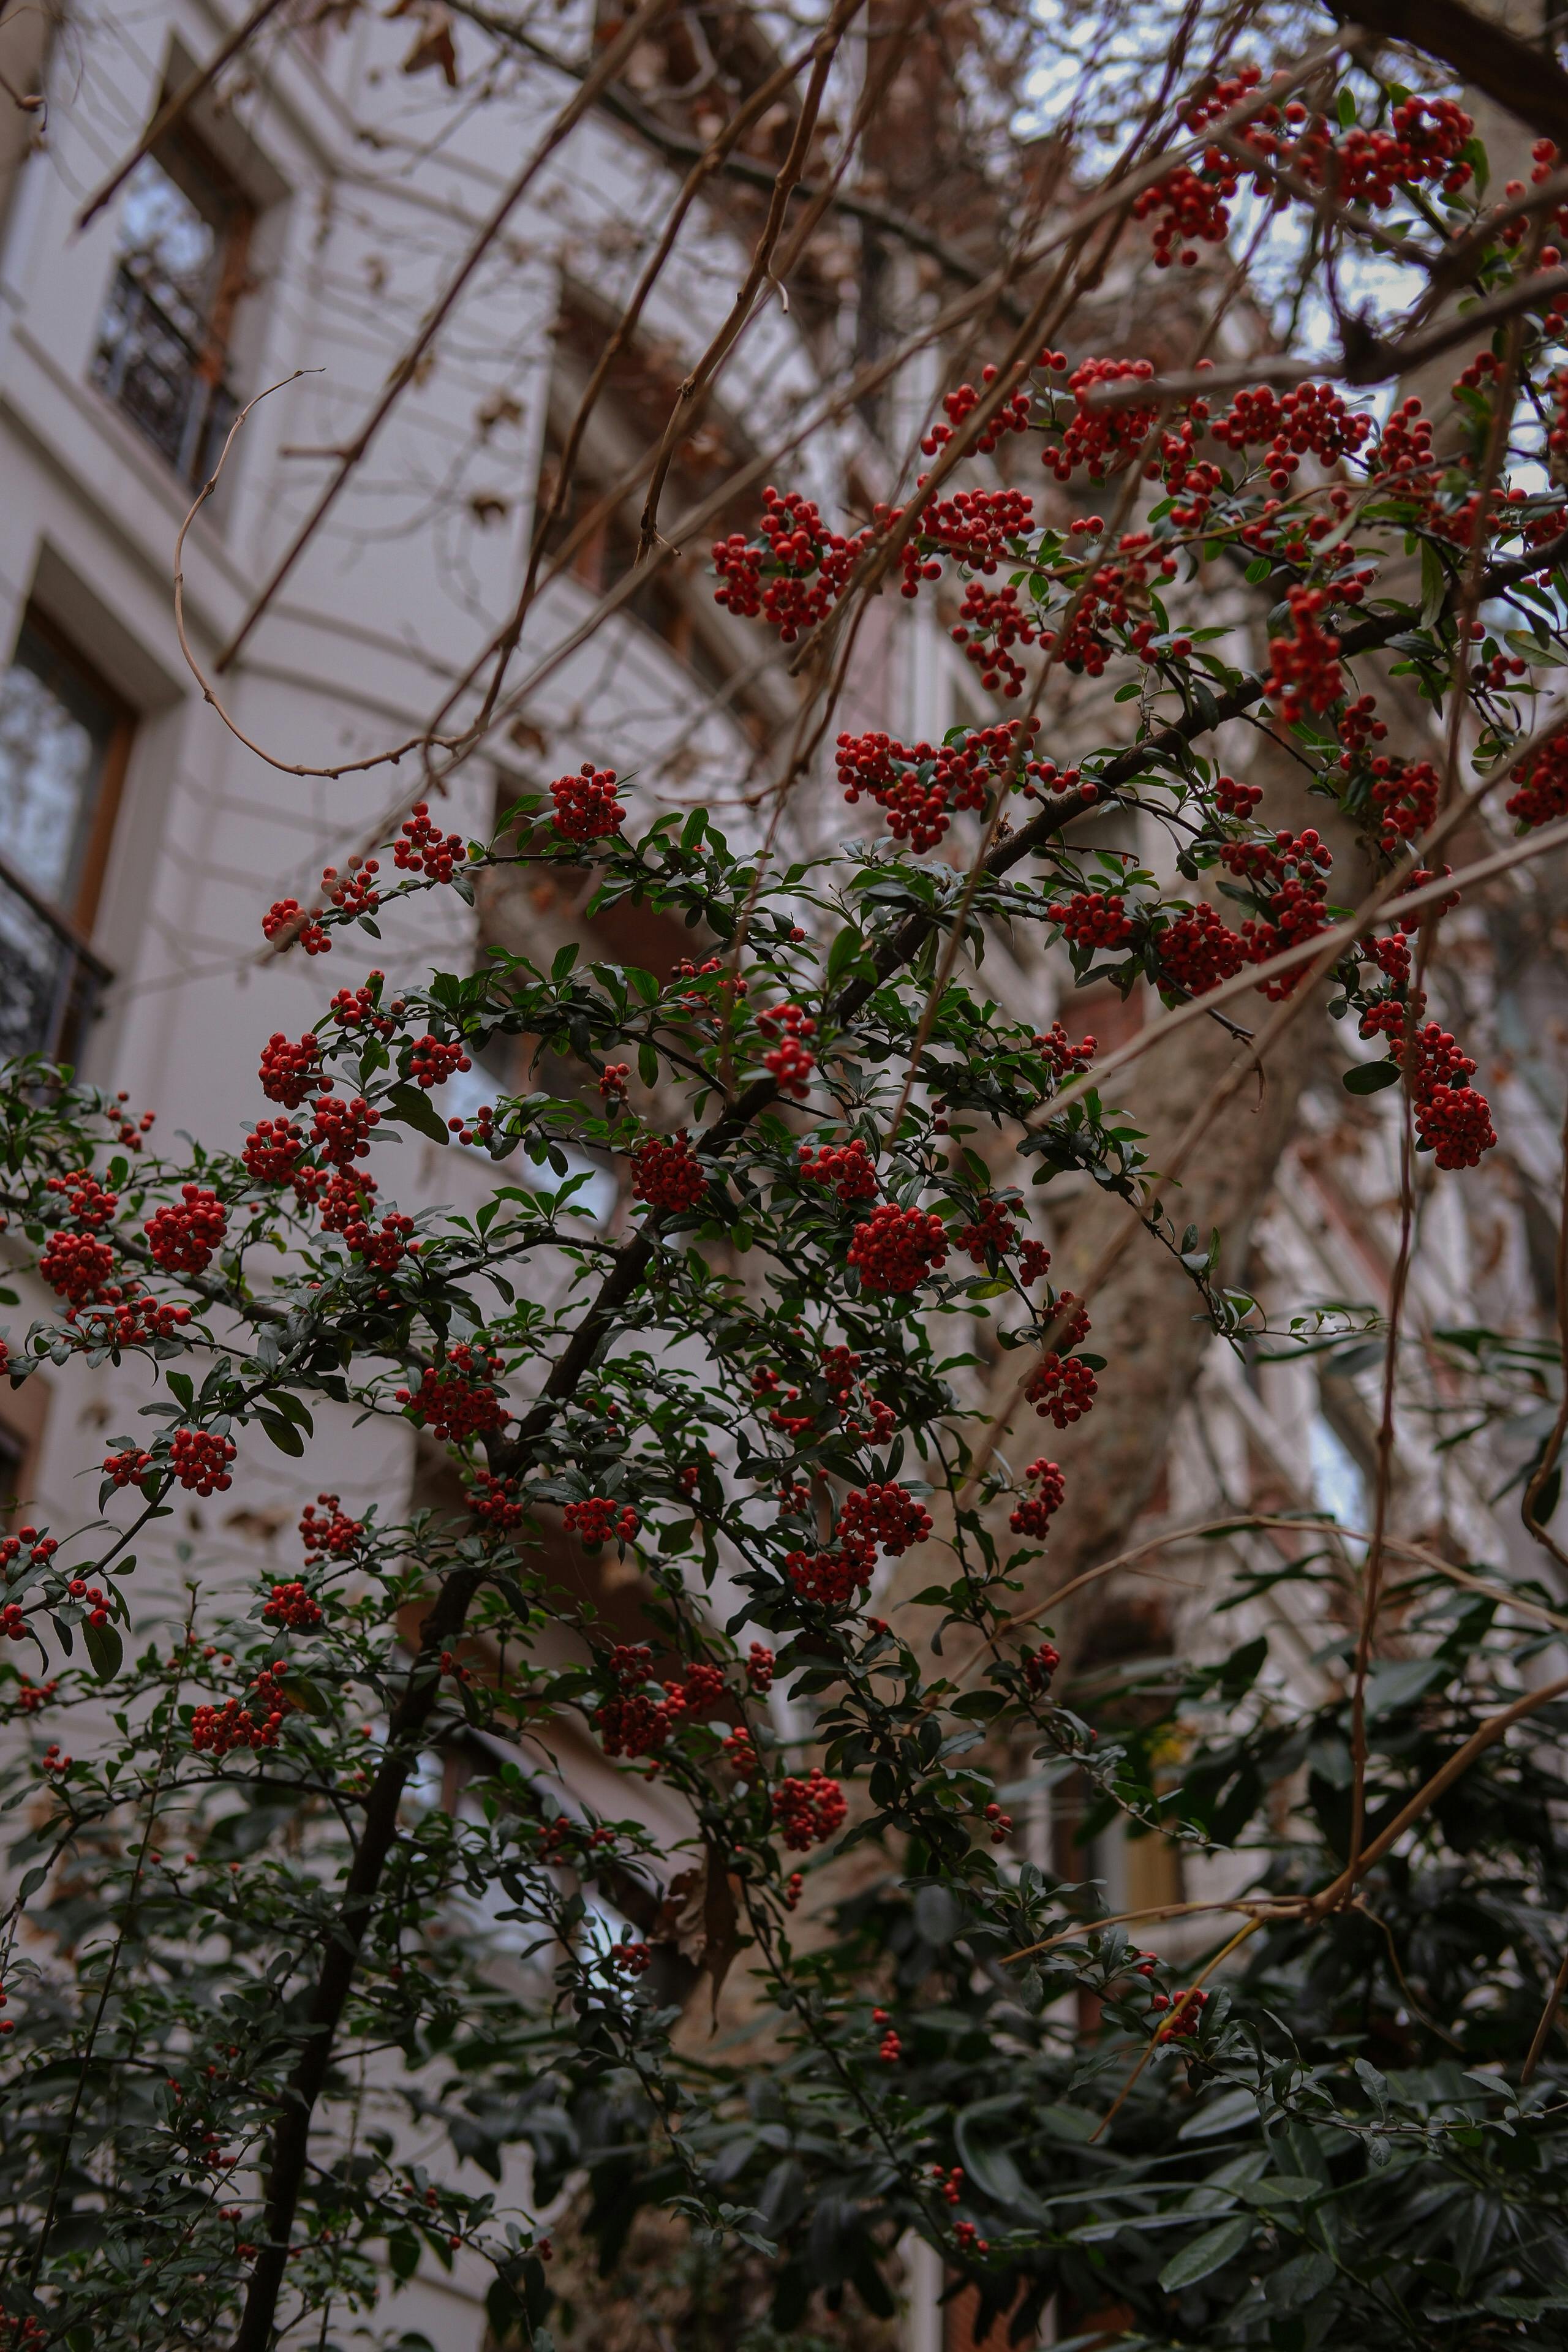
[91,263,238,486]
[0,849,111,1069]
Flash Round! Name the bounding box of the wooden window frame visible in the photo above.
[7,604,135,937]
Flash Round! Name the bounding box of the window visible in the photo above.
[0,612,127,1062]
[91,129,252,483]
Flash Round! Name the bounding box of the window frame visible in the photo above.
[91,117,255,486]
[3,603,135,937]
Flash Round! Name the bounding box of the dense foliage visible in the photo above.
[4,18,1568,2350]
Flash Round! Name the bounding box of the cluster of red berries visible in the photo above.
[836,720,1043,853]
[1359,1009,1497,1170]
[982,1801,1013,1845]
[468,1471,525,1528]
[145,1184,227,1276]
[1035,1023,1097,1079]
[262,1581,323,1630]
[1158,903,1248,997]
[1366,396,1439,498]
[722,1725,759,1777]
[395,1346,505,1442]
[64,1284,191,1351]
[14,1678,56,1714]
[45,1167,117,1226]
[746,1642,775,1693]
[1025,1353,1098,1428]
[393,804,466,883]
[1131,64,1275,266]
[838,1481,932,1558]
[600,1062,629,1102]
[848,1202,949,1295]
[258,1033,320,1109]
[953,2219,990,2258]
[329,976,397,1035]
[872,2007,902,2061]
[608,1940,651,1977]
[757,1001,816,1099]
[1038,531,1180,680]
[1042,356,1158,480]
[1267,586,1344,720]
[171,1428,236,1494]
[345,1207,417,1272]
[1220,827,1334,993]
[914,483,1034,576]
[631,1129,708,1212]
[262,899,330,955]
[1210,380,1371,479]
[797,1137,878,1202]
[1321,94,1474,208]
[919,366,1033,458]
[0,1604,26,1640]
[1009,1457,1065,1537]
[0,1529,55,1592]
[1365,757,1439,856]
[957,1197,1017,1264]
[1507,733,1568,829]
[929,2164,965,2207]
[104,1447,155,1491]
[1017,1237,1053,1285]
[243,1118,305,1186]
[594,1646,680,1759]
[551,764,625,842]
[40,1229,116,1306]
[310,1091,379,1167]
[711,486,873,641]
[407,1035,471,1090]
[105,1095,157,1152]
[191,1677,290,1757]
[786,1540,873,1611]
[322,855,380,918]
[1020,1640,1061,1690]
[563,1496,639,1545]
[772,1767,848,1850]
[950,579,1036,696]
[1057,891,1136,951]
[1153,1985,1212,2040]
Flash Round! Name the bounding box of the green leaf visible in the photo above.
[1343,1060,1401,1095]
[385,1084,451,1147]
[1419,538,1448,630]
[639,1042,660,1088]
[1158,2217,1254,2291]
[84,1617,123,1682]
[1264,2249,1335,2309]
[388,2227,420,2280]
[1245,556,1272,584]
[279,1674,333,1721]
[826,924,864,987]
[255,1409,305,1457]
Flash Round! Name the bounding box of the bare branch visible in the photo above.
[212,0,681,676]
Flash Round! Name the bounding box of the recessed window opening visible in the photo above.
[91,126,253,483]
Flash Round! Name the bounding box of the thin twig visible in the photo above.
[1523,1940,1568,2082]
[1522,1092,1568,1573]
[213,0,680,674]
[75,0,293,230]
[635,0,862,559]
[1089,1917,1265,2141]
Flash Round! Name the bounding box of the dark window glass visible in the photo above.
[0,621,119,911]
[0,619,121,1065]
[91,138,248,482]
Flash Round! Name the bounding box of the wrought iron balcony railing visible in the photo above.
[0,851,112,1070]
[91,264,238,486]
